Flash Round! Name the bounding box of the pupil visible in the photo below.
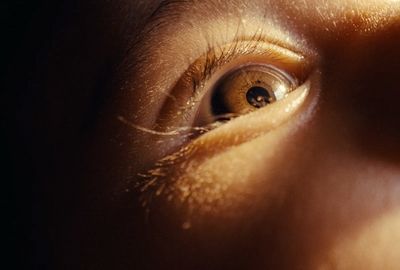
[246,86,274,108]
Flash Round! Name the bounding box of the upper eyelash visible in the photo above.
[179,30,284,122]
[190,31,267,94]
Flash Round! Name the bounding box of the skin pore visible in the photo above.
[26,0,400,269]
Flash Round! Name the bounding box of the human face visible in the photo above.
[29,0,400,269]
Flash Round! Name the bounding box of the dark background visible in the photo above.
[3,1,67,269]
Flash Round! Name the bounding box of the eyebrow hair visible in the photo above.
[124,0,235,64]
[124,0,197,58]
[144,0,219,36]
[130,0,274,52]
[149,0,192,21]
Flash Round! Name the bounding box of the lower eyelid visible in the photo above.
[147,72,316,167]
[183,80,312,156]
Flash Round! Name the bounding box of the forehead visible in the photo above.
[135,0,400,16]
[128,0,400,35]
[125,0,400,54]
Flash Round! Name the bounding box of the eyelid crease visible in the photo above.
[184,33,309,99]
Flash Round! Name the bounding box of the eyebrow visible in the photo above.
[130,0,306,55]
[134,0,399,47]
[149,0,193,21]
[143,0,231,36]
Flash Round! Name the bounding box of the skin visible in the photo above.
[21,0,400,269]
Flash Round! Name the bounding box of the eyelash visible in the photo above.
[177,32,288,125]
[192,32,268,92]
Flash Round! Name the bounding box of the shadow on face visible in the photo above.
[9,0,400,269]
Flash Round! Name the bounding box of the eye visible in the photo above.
[155,39,311,138]
[198,64,298,125]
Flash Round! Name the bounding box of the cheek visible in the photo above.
[321,209,400,269]
[265,72,400,268]
[144,123,300,222]
[135,68,400,269]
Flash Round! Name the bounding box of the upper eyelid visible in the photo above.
[186,36,309,96]
[164,37,313,128]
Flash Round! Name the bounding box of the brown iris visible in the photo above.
[211,64,296,118]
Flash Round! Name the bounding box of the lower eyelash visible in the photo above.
[117,115,226,138]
